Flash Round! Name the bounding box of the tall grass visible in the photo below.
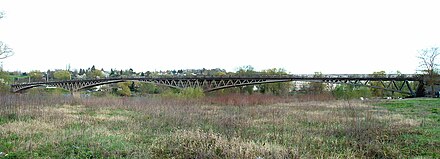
[0,94,438,158]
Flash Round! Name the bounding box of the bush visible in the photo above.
[116,82,131,96]
[179,87,204,99]
[0,83,10,94]
[0,71,11,94]
[333,85,372,99]
[27,87,70,95]
[161,87,205,99]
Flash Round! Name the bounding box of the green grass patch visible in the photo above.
[375,98,440,158]
[376,98,440,119]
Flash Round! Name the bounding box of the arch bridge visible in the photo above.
[11,74,425,97]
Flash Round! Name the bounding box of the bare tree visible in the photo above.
[0,12,14,60]
[418,47,440,97]
[0,42,13,59]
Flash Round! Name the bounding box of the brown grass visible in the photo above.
[150,129,293,158]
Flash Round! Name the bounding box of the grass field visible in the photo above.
[0,94,439,158]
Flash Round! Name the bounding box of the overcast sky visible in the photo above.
[0,0,439,74]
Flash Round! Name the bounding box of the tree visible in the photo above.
[116,82,131,96]
[0,42,13,60]
[236,65,256,94]
[309,72,326,94]
[215,72,227,76]
[179,87,205,99]
[29,70,44,81]
[0,70,11,93]
[418,47,440,97]
[86,69,104,79]
[332,84,372,99]
[0,12,14,60]
[371,71,386,97]
[78,69,85,75]
[137,82,160,95]
[257,68,291,95]
[53,70,71,80]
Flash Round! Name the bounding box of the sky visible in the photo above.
[0,0,439,74]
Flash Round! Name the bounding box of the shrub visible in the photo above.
[179,87,204,99]
[161,87,205,99]
[333,85,372,99]
[116,82,131,96]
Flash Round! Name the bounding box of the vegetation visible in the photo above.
[332,85,372,99]
[0,12,14,60]
[0,94,438,158]
[136,82,160,95]
[27,87,70,95]
[257,68,291,95]
[0,71,11,93]
[179,87,205,99]
[418,47,440,97]
[115,82,132,97]
[371,71,386,97]
[53,70,71,80]
[235,65,256,94]
[86,68,104,79]
[28,70,43,81]
[161,87,205,99]
[375,98,440,157]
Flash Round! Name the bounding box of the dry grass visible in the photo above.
[0,94,438,158]
[150,129,292,158]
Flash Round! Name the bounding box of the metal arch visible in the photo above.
[10,84,45,92]
[10,78,188,93]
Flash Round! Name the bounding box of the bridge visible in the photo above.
[11,74,426,97]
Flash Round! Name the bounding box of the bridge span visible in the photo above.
[11,74,425,97]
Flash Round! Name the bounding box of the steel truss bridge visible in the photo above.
[11,74,426,97]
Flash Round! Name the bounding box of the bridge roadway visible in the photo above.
[10,74,424,97]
